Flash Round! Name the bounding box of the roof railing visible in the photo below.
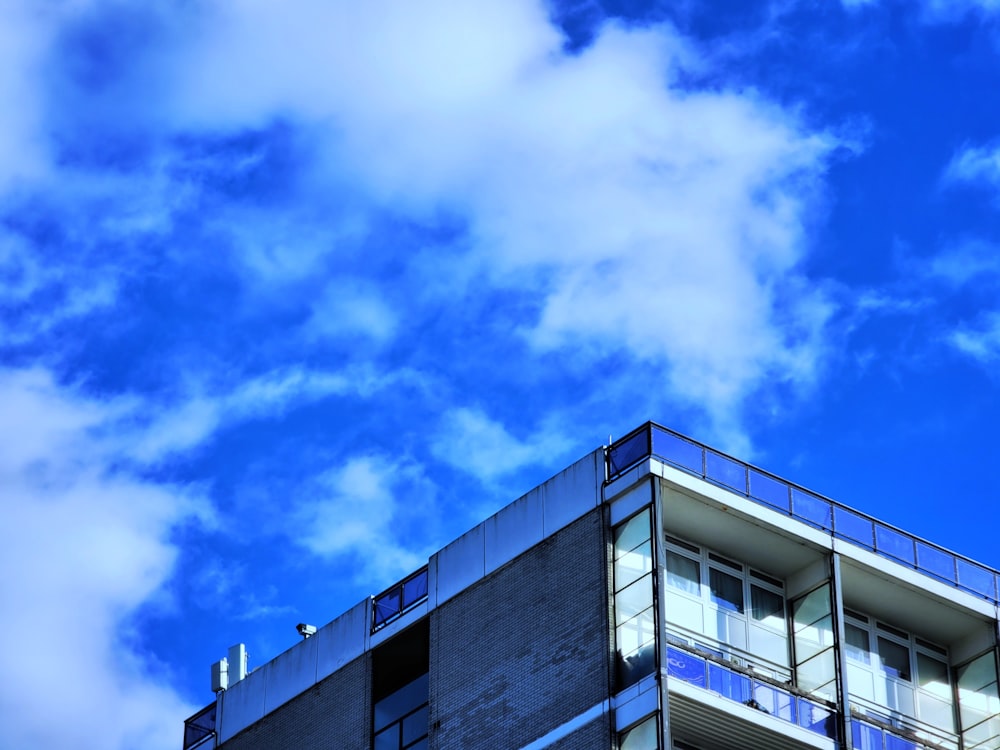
[607,422,1000,606]
[371,566,429,634]
[182,701,216,750]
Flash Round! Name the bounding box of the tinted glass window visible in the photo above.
[710,568,744,614]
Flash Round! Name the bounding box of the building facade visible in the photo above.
[183,422,1000,750]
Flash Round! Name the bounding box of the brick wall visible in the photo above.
[429,507,613,749]
[217,654,370,750]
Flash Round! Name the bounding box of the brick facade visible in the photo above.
[217,655,370,750]
[428,507,613,749]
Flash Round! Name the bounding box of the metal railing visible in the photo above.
[607,423,1000,605]
[666,643,839,740]
[182,701,216,750]
[850,696,959,750]
[852,716,954,750]
[371,566,429,633]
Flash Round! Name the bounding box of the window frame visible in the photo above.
[842,611,954,731]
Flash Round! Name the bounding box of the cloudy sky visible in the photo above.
[3,0,1000,746]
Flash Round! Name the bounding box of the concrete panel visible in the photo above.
[609,478,653,526]
[433,523,486,606]
[316,599,369,682]
[369,601,428,648]
[541,448,603,536]
[485,489,544,574]
[263,633,319,714]
[218,667,266,743]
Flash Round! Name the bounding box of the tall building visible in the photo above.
[183,422,1000,750]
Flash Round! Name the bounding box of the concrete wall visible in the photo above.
[428,507,612,749]
[217,655,370,750]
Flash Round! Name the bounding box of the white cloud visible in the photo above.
[304,280,398,344]
[0,368,211,750]
[166,0,840,436]
[949,313,1000,361]
[924,240,1000,287]
[293,455,438,583]
[945,143,1000,192]
[127,365,396,463]
[431,407,572,481]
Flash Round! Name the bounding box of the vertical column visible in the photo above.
[830,553,852,750]
[652,480,671,750]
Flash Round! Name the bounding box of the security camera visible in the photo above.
[296,623,317,638]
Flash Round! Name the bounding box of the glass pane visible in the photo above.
[917,653,950,697]
[845,624,870,664]
[405,740,428,750]
[616,574,654,625]
[800,699,838,738]
[753,682,796,722]
[617,608,656,655]
[957,559,997,599]
[798,650,837,697]
[374,673,429,730]
[918,690,955,732]
[402,571,428,608]
[958,652,1000,736]
[706,450,746,492]
[792,489,832,530]
[651,427,703,473]
[618,634,656,688]
[374,725,399,750]
[619,715,658,750]
[750,585,785,631]
[667,646,707,687]
[749,469,790,512]
[666,551,700,595]
[614,510,651,561]
[875,525,915,565]
[916,542,956,584]
[878,637,911,681]
[834,507,874,548]
[708,661,751,702]
[793,585,831,631]
[609,429,649,475]
[402,705,428,745]
[374,589,401,626]
[709,568,744,614]
[616,541,653,590]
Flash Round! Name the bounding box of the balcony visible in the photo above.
[666,643,838,750]
[607,424,1000,606]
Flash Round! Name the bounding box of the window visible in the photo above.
[844,624,870,665]
[709,568,744,614]
[614,509,656,689]
[619,715,659,750]
[663,535,789,678]
[666,551,700,595]
[843,612,955,733]
[373,674,428,750]
[877,637,911,682]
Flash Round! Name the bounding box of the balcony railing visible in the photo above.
[371,566,429,633]
[852,717,953,750]
[607,423,1000,606]
[666,643,839,741]
[182,701,216,750]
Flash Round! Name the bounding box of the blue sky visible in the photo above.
[3,0,1000,746]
